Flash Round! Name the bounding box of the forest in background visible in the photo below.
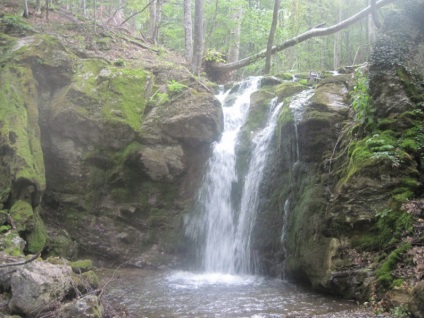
[21,0,400,79]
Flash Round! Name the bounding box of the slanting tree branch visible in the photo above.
[120,0,156,27]
[0,252,41,268]
[211,0,395,74]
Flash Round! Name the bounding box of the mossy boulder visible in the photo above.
[274,82,308,102]
[0,230,26,256]
[0,26,223,266]
[70,259,93,273]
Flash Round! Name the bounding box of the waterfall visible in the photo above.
[289,89,314,163]
[186,77,286,274]
[185,77,261,273]
[234,97,283,273]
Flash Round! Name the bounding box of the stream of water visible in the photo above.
[104,78,359,317]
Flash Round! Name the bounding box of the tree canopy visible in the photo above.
[25,0,401,77]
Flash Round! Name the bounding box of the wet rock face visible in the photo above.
[252,1,424,303]
[0,33,223,264]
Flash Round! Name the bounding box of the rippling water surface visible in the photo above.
[104,269,357,318]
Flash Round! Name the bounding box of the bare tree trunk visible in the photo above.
[264,0,280,74]
[333,5,342,70]
[368,0,377,47]
[82,0,86,17]
[23,0,29,18]
[151,0,164,44]
[94,0,97,33]
[192,0,204,76]
[36,0,41,14]
[148,0,157,41]
[184,0,193,61]
[209,0,395,75]
[227,5,243,63]
[45,0,49,21]
[370,0,381,28]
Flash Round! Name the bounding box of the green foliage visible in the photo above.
[351,70,375,129]
[0,225,11,233]
[391,304,411,318]
[204,49,226,63]
[151,91,170,105]
[0,14,33,34]
[167,80,187,93]
[365,134,401,167]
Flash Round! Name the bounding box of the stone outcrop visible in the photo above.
[244,1,424,312]
[0,29,223,266]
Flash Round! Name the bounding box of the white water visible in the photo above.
[104,268,357,317]
[185,77,261,273]
[186,77,289,274]
[104,82,360,317]
[288,89,314,163]
[234,97,284,273]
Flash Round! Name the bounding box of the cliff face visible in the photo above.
[245,1,424,311]
[0,27,223,266]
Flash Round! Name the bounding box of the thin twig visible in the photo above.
[98,262,127,300]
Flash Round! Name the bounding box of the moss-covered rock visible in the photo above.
[70,259,93,273]
[0,230,25,256]
[262,2,424,302]
[0,23,222,266]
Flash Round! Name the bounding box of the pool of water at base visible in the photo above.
[104,269,356,318]
[103,269,358,318]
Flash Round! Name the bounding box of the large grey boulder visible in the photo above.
[8,261,72,317]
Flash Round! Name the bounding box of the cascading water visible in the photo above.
[186,77,285,274]
[185,77,261,273]
[288,89,314,163]
[234,97,284,273]
[105,81,359,317]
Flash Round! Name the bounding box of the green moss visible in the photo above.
[278,105,295,127]
[377,118,396,130]
[276,73,295,81]
[397,66,424,103]
[72,59,148,131]
[9,200,33,232]
[114,141,143,165]
[0,187,11,203]
[81,270,100,289]
[0,65,46,190]
[26,211,47,254]
[354,210,414,252]
[392,189,414,203]
[376,243,411,288]
[274,82,307,101]
[0,225,11,233]
[0,14,34,36]
[70,259,93,273]
[0,230,23,256]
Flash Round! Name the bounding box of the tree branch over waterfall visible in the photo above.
[209,0,395,74]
